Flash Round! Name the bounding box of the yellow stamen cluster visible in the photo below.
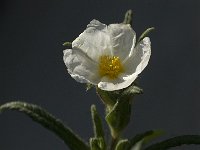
[99,55,124,79]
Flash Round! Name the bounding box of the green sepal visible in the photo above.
[90,137,106,150]
[105,99,131,138]
[86,83,94,91]
[121,85,143,98]
[115,139,130,150]
[144,135,200,150]
[137,27,155,43]
[0,101,89,150]
[96,87,118,106]
[128,130,164,150]
[96,84,142,106]
[123,9,133,25]
[91,105,105,139]
[63,41,72,47]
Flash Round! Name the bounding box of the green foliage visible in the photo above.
[91,105,104,138]
[106,99,131,139]
[96,83,143,141]
[86,83,94,91]
[142,130,164,145]
[144,135,200,150]
[137,27,155,43]
[63,41,72,47]
[90,137,106,150]
[121,85,143,98]
[128,130,164,150]
[0,101,89,150]
[115,139,130,150]
[123,9,133,25]
[96,87,118,106]
[91,105,105,139]
[90,105,106,150]
[130,140,143,150]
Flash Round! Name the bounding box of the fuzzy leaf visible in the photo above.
[144,135,200,150]
[115,139,130,150]
[91,105,105,138]
[63,41,72,47]
[106,99,131,138]
[0,101,89,150]
[90,137,106,150]
[131,140,143,150]
[129,130,164,150]
[123,9,133,25]
[142,130,164,145]
[138,27,155,43]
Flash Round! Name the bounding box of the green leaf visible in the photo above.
[63,41,72,47]
[0,101,89,150]
[144,135,200,150]
[106,99,131,138]
[91,105,105,138]
[90,137,106,150]
[91,105,106,150]
[129,130,164,150]
[123,9,133,25]
[137,27,155,43]
[115,139,130,150]
[142,130,164,145]
[131,140,143,150]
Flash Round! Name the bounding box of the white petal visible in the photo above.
[124,37,151,75]
[98,73,138,91]
[63,48,100,84]
[72,19,112,61]
[98,37,151,91]
[108,23,136,61]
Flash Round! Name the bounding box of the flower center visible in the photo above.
[99,55,124,79]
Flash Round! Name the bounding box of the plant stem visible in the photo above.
[110,137,119,150]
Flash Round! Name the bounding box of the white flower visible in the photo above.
[63,20,151,91]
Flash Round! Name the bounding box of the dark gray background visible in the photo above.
[0,0,200,150]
